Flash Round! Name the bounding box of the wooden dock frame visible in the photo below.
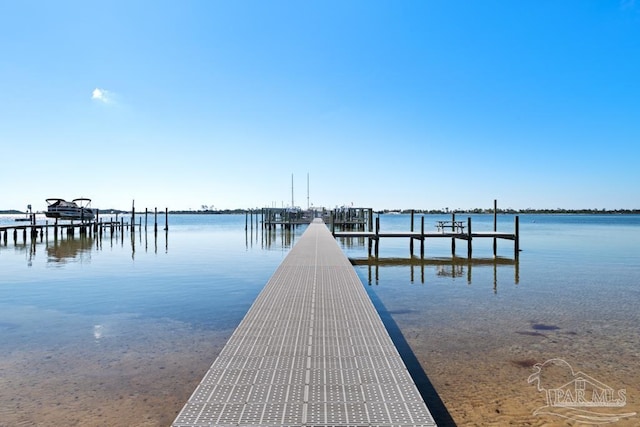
[0,206,170,246]
[258,207,372,232]
[332,202,520,260]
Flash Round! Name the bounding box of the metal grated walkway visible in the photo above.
[173,219,437,427]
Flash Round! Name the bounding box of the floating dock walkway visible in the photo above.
[173,219,437,427]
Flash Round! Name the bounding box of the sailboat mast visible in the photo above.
[307,173,309,210]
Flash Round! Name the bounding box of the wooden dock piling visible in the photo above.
[165,208,168,231]
[451,213,456,256]
[493,199,498,257]
[467,217,472,258]
[420,216,425,258]
[410,209,415,256]
[131,200,135,233]
[515,215,520,258]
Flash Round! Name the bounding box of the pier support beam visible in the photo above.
[420,216,425,258]
[451,212,456,256]
[467,217,472,258]
[515,215,520,259]
[409,210,414,257]
[131,200,135,233]
[493,199,498,257]
[164,208,169,231]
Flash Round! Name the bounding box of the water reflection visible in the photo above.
[93,324,103,340]
[3,224,171,265]
[47,235,95,263]
[253,225,299,251]
[350,256,519,290]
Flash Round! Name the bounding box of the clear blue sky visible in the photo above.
[1,1,639,212]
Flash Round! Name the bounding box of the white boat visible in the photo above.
[45,198,95,221]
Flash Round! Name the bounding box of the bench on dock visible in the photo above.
[173,219,437,427]
[436,220,465,233]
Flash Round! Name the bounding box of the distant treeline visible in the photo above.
[0,208,248,215]
[381,208,640,215]
[168,209,249,215]
[167,208,640,215]
[3,208,640,215]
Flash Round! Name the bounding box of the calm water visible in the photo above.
[1,213,639,426]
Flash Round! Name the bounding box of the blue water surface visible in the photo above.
[1,212,638,425]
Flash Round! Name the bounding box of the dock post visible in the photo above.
[451,212,456,256]
[245,211,248,231]
[410,209,414,231]
[131,200,135,233]
[493,199,497,257]
[368,208,373,232]
[515,215,520,259]
[154,208,158,234]
[409,209,414,257]
[145,208,148,232]
[331,209,336,237]
[467,217,472,258]
[420,216,425,258]
[375,216,380,258]
[164,208,169,231]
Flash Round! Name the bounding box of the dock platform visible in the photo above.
[173,219,437,427]
[332,214,520,259]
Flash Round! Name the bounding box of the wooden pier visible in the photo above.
[173,219,437,427]
[0,220,121,244]
[258,207,371,230]
[0,207,169,246]
[333,210,520,260]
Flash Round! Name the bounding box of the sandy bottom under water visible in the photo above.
[1,303,638,427]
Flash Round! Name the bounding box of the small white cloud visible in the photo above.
[92,87,114,104]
